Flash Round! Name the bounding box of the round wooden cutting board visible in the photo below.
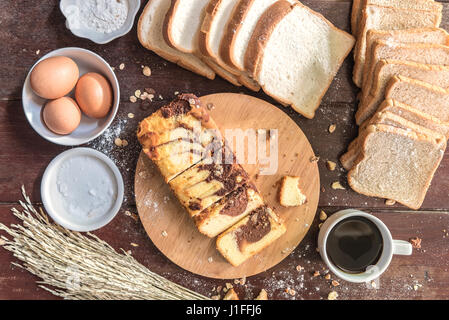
[134,93,320,279]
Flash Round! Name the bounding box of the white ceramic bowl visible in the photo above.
[22,47,120,146]
[41,148,124,232]
[60,0,141,44]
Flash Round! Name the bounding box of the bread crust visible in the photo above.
[162,0,182,51]
[198,0,222,58]
[219,0,254,71]
[137,0,215,79]
[348,124,446,210]
[351,0,361,36]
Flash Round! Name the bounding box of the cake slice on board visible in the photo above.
[137,0,215,80]
[194,184,264,238]
[352,4,442,87]
[244,1,354,118]
[348,124,446,210]
[279,176,307,207]
[216,206,286,266]
[168,145,249,217]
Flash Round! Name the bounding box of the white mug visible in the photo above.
[318,209,412,283]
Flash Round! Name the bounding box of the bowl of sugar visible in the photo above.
[41,148,124,231]
[60,0,141,44]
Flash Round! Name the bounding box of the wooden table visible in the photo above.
[1,0,448,300]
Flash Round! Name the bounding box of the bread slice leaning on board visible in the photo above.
[137,0,354,118]
[137,0,215,80]
[244,1,355,119]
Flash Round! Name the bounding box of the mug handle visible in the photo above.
[392,240,413,255]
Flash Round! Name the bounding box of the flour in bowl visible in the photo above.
[78,0,129,34]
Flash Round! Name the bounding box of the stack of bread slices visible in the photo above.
[137,0,354,118]
[342,0,448,209]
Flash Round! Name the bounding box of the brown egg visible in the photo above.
[75,73,113,119]
[43,97,81,135]
[30,56,79,99]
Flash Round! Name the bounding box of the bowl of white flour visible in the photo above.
[60,0,141,44]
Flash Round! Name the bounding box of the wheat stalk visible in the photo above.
[0,186,209,300]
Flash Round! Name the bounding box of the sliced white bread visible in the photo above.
[161,0,242,87]
[137,0,215,80]
[341,112,411,170]
[356,42,449,124]
[352,4,442,87]
[360,28,449,94]
[360,99,449,138]
[244,1,355,118]
[351,0,442,38]
[384,76,449,123]
[348,124,446,210]
[163,0,210,53]
[351,0,362,35]
[342,99,449,170]
[198,0,255,88]
[216,206,286,266]
[220,0,292,71]
[359,59,449,125]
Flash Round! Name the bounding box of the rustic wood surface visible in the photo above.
[135,93,320,279]
[0,0,448,299]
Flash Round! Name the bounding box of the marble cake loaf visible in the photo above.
[137,94,286,266]
[137,93,223,182]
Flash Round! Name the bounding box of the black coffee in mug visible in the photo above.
[326,216,383,273]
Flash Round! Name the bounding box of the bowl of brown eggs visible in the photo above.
[22,47,120,146]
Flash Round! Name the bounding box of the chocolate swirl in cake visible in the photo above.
[219,186,249,217]
[236,206,271,251]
